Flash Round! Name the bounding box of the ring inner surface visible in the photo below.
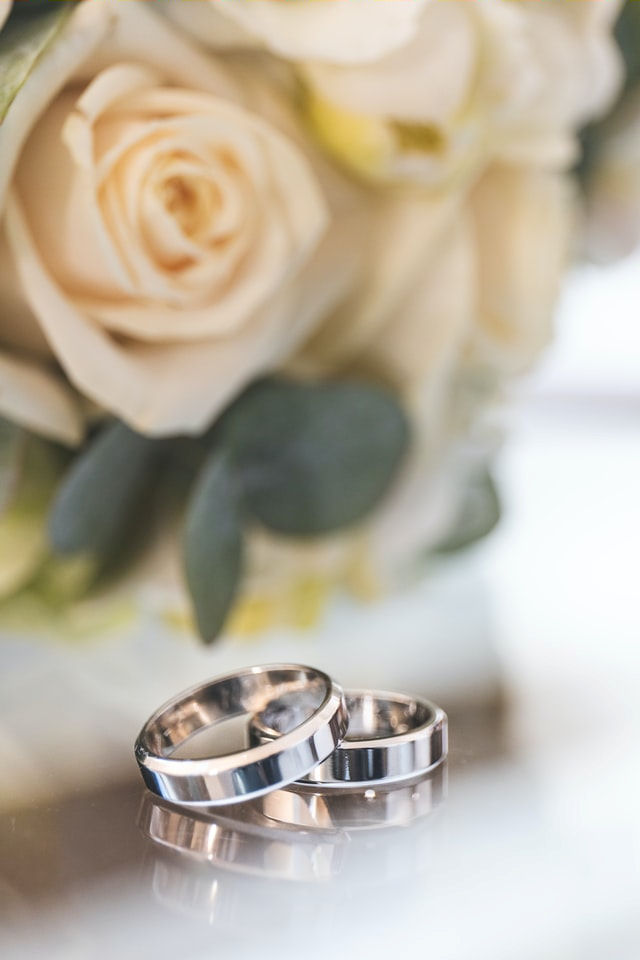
[255,692,433,743]
[145,668,327,759]
[344,694,433,741]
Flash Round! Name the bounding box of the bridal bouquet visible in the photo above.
[0,0,625,643]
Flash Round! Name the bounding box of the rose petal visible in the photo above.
[0,1,12,33]
[364,213,475,399]
[160,0,259,52]
[201,0,428,65]
[468,165,573,374]
[0,349,83,445]
[295,189,461,374]
[83,1,241,101]
[0,228,50,358]
[498,0,622,144]
[305,2,477,125]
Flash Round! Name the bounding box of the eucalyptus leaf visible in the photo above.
[184,449,243,643]
[222,378,409,536]
[48,421,162,564]
[0,3,75,123]
[9,1,61,16]
[616,1,640,93]
[0,417,24,514]
[435,470,501,554]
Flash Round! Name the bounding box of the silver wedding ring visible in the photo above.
[135,664,448,812]
[253,689,447,789]
[135,664,348,806]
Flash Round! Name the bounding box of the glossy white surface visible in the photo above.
[1,253,639,958]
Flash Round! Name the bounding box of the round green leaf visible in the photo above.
[223,378,410,536]
[616,1,640,93]
[0,417,24,515]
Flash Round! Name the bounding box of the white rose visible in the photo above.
[0,1,365,437]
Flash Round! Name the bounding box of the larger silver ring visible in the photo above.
[253,689,447,790]
[135,664,348,806]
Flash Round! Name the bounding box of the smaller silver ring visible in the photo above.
[252,689,447,790]
[135,664,348,806]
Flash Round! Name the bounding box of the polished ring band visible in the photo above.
[253,688,447,789]
[134,664,348,806]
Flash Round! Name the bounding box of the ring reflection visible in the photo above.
[139,763,447,898]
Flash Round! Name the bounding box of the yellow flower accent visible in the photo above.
[226,537,381,638]
[303,85,464,188]
[303,86,395,181]
[226,594,278,638]
[288,576,330,631]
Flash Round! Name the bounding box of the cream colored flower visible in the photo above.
[0,1,365,436]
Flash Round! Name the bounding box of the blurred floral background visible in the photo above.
[0,0,638,648]
[1,7,640,958]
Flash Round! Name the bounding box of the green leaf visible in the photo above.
[222,378,410,536]
[9,1,63,16]
[0,3,75,124]
[0,417,24,514]
[435,470,501,554]
[184,449,244,643]
[616,1,640,93]
[48,421,162,564]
